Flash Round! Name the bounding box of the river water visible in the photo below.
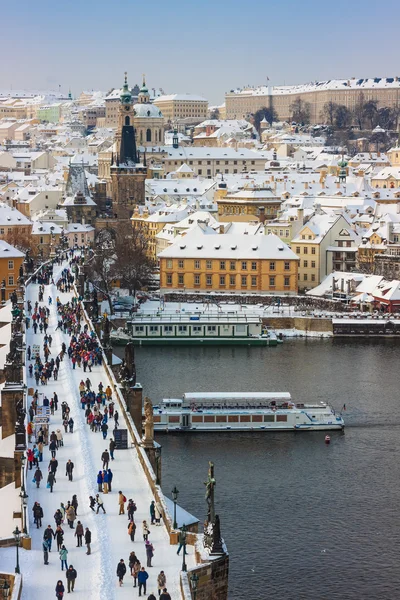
[116,340,400,599]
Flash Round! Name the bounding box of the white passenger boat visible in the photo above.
[152,392,345,432]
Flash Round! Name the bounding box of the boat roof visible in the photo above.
[129,315,261,324]
[183,392,291,401]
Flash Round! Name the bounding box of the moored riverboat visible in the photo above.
[114,314,281,346]
[151,392,345,432]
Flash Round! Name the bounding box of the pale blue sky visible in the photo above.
[2,0,398,104]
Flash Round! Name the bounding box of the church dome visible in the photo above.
[133,103,163,118]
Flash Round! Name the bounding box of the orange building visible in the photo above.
[159,232,299,294]
[0,240,24,299]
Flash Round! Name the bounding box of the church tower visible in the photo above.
[111,73,147,220]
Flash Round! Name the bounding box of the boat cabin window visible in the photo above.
[135,326,144,332]
[236,324,246,333]
[193,325,202,333]
[178,325,187,332]
[149,325,159,332]
[264,415,275,422]
[207,325,216,332]
[276,415,287,422]
[164,325,173,333]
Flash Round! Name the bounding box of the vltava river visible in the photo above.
[117,339,400,599]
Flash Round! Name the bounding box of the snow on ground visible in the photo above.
[0,482,22,539]
[0,261,190,599]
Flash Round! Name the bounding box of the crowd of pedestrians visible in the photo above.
[25,254,173,599]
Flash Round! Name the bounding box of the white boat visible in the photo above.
[151,392,345,432]
[110,327,132,346]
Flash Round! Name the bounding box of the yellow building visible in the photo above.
[0,240,24,299]
[131,206,190,260]
[159,232,299,294]
[217,188,281,222]
[153,94,208,122]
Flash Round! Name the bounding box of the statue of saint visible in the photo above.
[204,461,216,524]
[142,396,154,445]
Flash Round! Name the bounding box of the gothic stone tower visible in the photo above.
[111,73,147,220]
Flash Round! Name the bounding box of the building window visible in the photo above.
[284,262,290,270]
[8,276,14,286]
[304,260,308,267]
[167,259,172,268]
[194,260,200,269]
[241,275,247,287]
[198,169,202,175]
[206,260,212,269]
[269,276,275,287]
[269,261,275,271]
[230,261,236,270]
[220,275,225,286]
[146,128,151,142]
[311,247,316,254]
[251,261,257,271]
[311,274,316,282]
[296,247,300,254]
[8,260,14,269]
[284,276,290,287]
[166,273,172,285]
[0,228,4,234]
[230,275,236,285]
[251,276,257,287]
[178,260,184,269]
[220,261,226,270]
[241,261,247,270]
[303,247,308,254]
[206,275,212,286]
[194,274,200,285]
[178,274,184,285]
[304,274,308,281]
[311,261,316,268]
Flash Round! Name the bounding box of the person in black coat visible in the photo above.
[55,580,65,600]
[116,559,127,586]
[66,565,77,593]
[85,527,91,555]
[65,460,74,481]
[33,502,43,528]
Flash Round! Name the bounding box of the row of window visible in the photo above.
[161,414,288,424]
[300,274,316,282]
[170,260,291,271]
[302,261,316,268]
[267,229,290,237]
[222,206,277,215]
[296,246,316,255]
[166,273,291,287]
[169,160,256,166]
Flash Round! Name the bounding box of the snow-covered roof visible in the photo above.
[0,203,31,226]
[159,232,299,260]
[133,103,163,118]
[229,77,400,97]
[0,239,24,257]
[154,93,208,102]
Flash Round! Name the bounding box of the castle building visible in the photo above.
[110,73,147,220]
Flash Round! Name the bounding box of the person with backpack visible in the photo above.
[127,498,137,520]
[128,519,136,542]
[118,491,126,515]
[34,466,43,488]
[75,521,84,547]
[47,470,56,493]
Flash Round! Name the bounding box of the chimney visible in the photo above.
[297,208,304,223]
[304,181,309,190]
[258,206,266,224]
[219,224,225,234]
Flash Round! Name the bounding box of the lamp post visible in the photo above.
[13,526,21,574]
[154,444,161,486]
[19,487,28,534]
[190,572,199,600]
[171,486,179,529]
[1,580,10,598]
[181,524,187,572]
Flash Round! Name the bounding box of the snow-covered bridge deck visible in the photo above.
[9,261,190,599]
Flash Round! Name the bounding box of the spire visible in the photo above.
[120,72,132,104]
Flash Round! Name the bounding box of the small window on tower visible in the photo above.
[125,116,130,125]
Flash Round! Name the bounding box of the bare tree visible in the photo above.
[88,244,115,315]
[111,222,155,297]
[253,106,278,134]
[353,92,366,130]
[322,101,337,126]
[290,98,311,125]
[334,105,352,129]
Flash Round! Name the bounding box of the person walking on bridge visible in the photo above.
[101,449,110,470]
[118,491,126,514]
[116,559,127,586]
